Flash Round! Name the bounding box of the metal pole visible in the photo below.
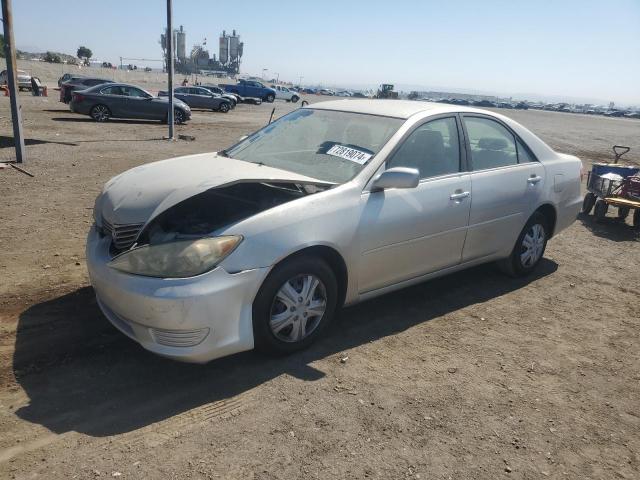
[1,0,25,163]
[166,0,174,139]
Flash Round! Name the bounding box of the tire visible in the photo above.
[252,256,338,355]
[499,212,548,277]
[90,104,111,122]
[617,207,630,220]
[218,102,230,113]
[633,209,640,230]
[582,192,596,214]
[594,199,608,223]
[266,94,275,103]
[291,95,299,103]
[173,108,186,124]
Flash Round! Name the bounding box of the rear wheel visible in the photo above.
[633,209,640,230]
[253,256,338,355]
[594,199,608,223]
[90,104,111,122]
[499,212,548,277]
[582,192,596,214]
[617,206,630,220]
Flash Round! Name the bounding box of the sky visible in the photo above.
[12,0,640,105]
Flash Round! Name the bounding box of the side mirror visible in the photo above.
[371,167,420,192]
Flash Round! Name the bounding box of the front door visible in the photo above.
[357,116,472,293]
[461,115,546,261]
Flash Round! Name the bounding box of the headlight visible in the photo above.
[108,236,242,278]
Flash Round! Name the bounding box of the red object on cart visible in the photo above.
[620,175,640,200]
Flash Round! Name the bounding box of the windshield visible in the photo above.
[224,109,403,183]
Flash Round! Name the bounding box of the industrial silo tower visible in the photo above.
[219,30,229,65]
[176,25,186,62]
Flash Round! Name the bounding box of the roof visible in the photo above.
[308,99,487,119]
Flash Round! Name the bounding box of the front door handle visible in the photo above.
[527,175,542,185]
[450,191,470,200]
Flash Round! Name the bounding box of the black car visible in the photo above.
[199,85,238,107]
[60,77,114,103]
[70,83,191,123]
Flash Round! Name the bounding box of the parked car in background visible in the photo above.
[87,99,582,363]
[318,89,335,96]
[0,69,32,90]
[301,88,317,94]
[158,86,232,112]
[199,85,238,107]
[60,77,114,103]
[270,85,300,103]
[58,73,84,87]
[223,79,277,102]
[70,83,191,123]
[335,91,353,97]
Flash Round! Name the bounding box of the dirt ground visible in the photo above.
[0,92,639,480]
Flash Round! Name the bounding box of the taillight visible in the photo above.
[73,93,85,102]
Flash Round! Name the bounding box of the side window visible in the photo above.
[464,117,517,170]
[123,87,149,98]
[516,138,536,163]
[101,86,123,96]
[387,117,461,179]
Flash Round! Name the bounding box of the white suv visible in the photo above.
[271,85,300,103]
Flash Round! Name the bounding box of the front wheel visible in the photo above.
[253,256,338,355]
[217,102,230,113]
[594,199,608,223]
[266,94,275,103]
[291,95,299,103]
[582,192,596,214]
[499,212,548,277]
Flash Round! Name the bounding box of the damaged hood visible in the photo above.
[96,152,327,225]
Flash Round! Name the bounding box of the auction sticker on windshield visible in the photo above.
[326,144,373,165]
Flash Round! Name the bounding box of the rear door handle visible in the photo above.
[527,175,542,185]
[450,191,470,200]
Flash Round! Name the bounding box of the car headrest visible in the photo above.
[478,137,509,151]
[412,129,445,155]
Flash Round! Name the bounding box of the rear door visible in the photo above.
[97,85,127,116]
[461,114,546,261]
[357,115,472,293]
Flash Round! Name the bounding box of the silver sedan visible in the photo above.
[87,100,582,362]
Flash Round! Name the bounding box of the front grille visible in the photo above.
[150,327,210,347]
[102,218,144,250]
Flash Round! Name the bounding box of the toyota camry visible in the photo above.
[87,100,582,362]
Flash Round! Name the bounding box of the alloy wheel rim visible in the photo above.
[269,274,327,343]
[520,223,545,267]
[93,106,108,121]
[174,110,184,123]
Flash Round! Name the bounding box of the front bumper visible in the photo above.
[86,227,270,363]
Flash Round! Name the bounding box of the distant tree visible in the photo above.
[77,46,92,59]
[44,51,62,63]
[77,46,92,65]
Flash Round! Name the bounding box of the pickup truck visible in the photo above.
[223,80,276,102]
